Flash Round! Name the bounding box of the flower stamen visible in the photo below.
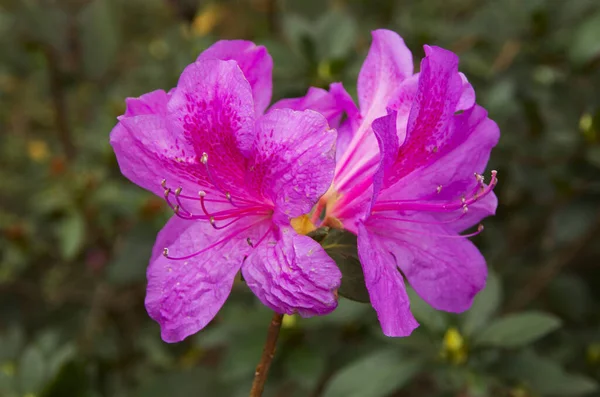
[200,152,252,208]
[162,219,263,261]
[373,170,497,214]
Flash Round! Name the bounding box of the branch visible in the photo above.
[249,312,284,397]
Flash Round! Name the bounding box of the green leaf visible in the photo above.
[135,368,227,397]
[569,11,600,64]
[107,223,156,284]
[40,360,91,397]
[462,271,502,336]
[547,275,592,322]
[322,350,422,397]
[79,0,119,79]
[282,14,315,61]
[0,325,24,361]
[302,297,371,329]
[58,212,86,260]
[502,351,598,396]
[316,11,357,60]
[18,345,46,394]
[474,311,561,348]
[317,228,370,303]
[284,347,326,389]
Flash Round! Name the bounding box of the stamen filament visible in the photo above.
[370,207,469,226]
[163,219,264,260]
[383,224,484,239]
[210,215,244,230]
[374,171,497,214]
[200,152,254,207]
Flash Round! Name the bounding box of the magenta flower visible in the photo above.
[281,30,499,336]
[110,41,341,342]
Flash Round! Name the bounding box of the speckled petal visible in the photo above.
[248,109,336,220]
[145,215,267,343]
[388,46,464,183]
[197,40,273,115]
[242,226,341,317]
[376,105,500,230]
[168,59,255,192]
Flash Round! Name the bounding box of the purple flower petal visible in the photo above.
[377,105,500,228]
[270,82,358,129]
[392,45,464,182]
[457,72,476,111]
[371,109,399,205]
[124,89,170,117]
[357,222,419,336]
[198,40,273,115]
[242,226,341,316]
[168,59,255,190]
[442,191,498,232]
[111,113,198,197]
[146,216,268,342]
[270,83,359,161]
[270,87,336,121]
[332,30,413,197]
[249,109,336,220]
[367,216,487,313]
[387,73,420,143]
[357,29,413,117]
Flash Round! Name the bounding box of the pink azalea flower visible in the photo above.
[282,30,499,336]
[110,41,341,342]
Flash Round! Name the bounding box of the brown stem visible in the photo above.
[249,312,284,397]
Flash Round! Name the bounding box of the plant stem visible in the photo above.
[249,312,284,397]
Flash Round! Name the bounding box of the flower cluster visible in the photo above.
[110,30,499,342]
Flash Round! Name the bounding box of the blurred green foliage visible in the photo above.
[1,0,600,396]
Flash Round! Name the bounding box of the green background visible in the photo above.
[1,0,600,396]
